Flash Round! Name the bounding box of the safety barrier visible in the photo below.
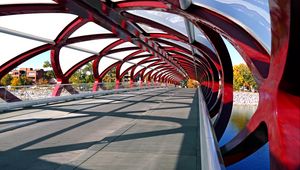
[0,84,169,112]
[198,87,225,170]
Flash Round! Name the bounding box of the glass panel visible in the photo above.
[107,50,138,60]
[193,0,271,52]
[160,38,191,51]
[156,71,165,78]
[0,0,56,5]
[127,10,187,36]
[71,38,119,53]
[98,57,119,75]
[137,23,166,34]
[194,25,215,50]
[112,42,136,50]
[144,68,152,75]
[0,32,45,66]
[59,47,92,73]
[111,0,126,2]
[141,61,155,67]
[169,51,194,59]
[150,67,164,77]
[120,62,134,75]
[70,22,111,38]
[128,57,148,64]
[151,70,158,76]
[0,13,77,40]
[136,51,151,56]
[134,66,144,75]
[158,70,169,78]
[157,42,172,47]
[148,65,160,70]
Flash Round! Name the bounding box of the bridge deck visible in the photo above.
[0,88,199,170]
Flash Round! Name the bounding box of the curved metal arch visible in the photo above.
[115,0,270,80]
[116,49,152,79]
[51,16,89,82]
[58,0,187,79]
[140,63,178,82]
[93,39,125,78]
[149,22,229,130]
[123,15,220,74]
[0,44,52,80]
[112,0,234,162]
[123,12,189,42]
[158,70,177,83]
[144,63,171,80]
[155,68,176,81]
[119,57,158,80]
[131,60,165,80]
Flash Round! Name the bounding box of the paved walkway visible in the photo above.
[0,88,199,170]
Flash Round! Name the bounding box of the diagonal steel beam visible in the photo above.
[54,0,187,79]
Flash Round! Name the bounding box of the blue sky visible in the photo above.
[18,39,244,69]
[17,51,50,69]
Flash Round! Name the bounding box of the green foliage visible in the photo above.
[43,61,52,68]
[10,76,32,86]
[233,64,257,91]
[19,75,33,85]
[37,78,49,85]
[69,62,94,84]
[102,67,116,83]
[0,74,12,86]
[43,60,55,79]
[180,79,187,87]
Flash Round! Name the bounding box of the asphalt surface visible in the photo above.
[0,88,199,170]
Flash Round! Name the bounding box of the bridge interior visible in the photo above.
[0,88,200,170]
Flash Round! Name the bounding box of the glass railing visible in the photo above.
[0,82,170,103]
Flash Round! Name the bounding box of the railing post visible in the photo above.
[92,81,99,92]
[115,79,120,89]
[129,80,134,88]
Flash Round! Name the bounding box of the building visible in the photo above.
[10,68,45,83]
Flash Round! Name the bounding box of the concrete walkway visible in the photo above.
[0,88,199,170]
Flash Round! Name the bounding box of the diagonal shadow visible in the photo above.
[0,88,177,169]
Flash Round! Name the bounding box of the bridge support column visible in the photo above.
[92,80,99,92]
[129,80,134,88]
[115,79,120,89]
[52,80,79,97]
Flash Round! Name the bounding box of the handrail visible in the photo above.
[198,87,225,170]
[0,85,168,112]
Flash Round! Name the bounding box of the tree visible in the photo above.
[69,71,82,84]
[102,67,116,83]
[180,79,187,87]
[43,61,55,79]
[0,74,12,86]
[37,78,48,85]
[69,62,94,84]
[233,64,257,91]
[43,61,51,68]
[10,77,21,86]
[186,79,199,88]
[19,75,33,85]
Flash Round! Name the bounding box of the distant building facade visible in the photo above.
[10,68,45,83]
